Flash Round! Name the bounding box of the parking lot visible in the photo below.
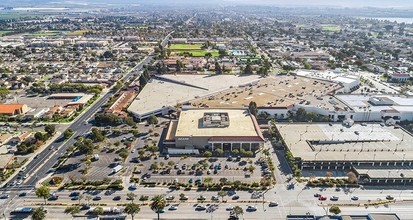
[54,121,166,183]
[134,155,264,184]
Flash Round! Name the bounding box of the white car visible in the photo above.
[168,205,178,211]
[226,206,233,211]
[17,180,23,185]
[269,201,279,207]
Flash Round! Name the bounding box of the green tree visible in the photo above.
[329,206,341,215]
[179,193,186,200]
[214,148,224,156]
[215,62,222,74]
[45,124,56,135]
[125,117,136,126]
[35,185,50,205]
[204,177,213,184]
[147,115,158,125]
[232,206,244,218]
[244,63,253,75]
[63,129,74,139]
[150,195,166,220]
[127,192,137,203]
[0,87,9,99]
[248,101,258,116]
[31,207,47,220]
[75,137,94,155]
[217,191,227,201]
[119,148,129,160]
[203,151,212,157]
[93,207,104,215]
[64,206,80,218]
[124,203,141,220]
[90,128,105,142]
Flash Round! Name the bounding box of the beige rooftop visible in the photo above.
[175,109,258,137]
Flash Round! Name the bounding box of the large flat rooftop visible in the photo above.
[336,95,413,113]
[128,74,261,117]
[277,123,413,162]
[190,75,343,110]
[175,109,259,137]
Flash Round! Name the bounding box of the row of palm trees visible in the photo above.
[32,185,243,220]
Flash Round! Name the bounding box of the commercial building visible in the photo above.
[127,74,261,120]
[165,108,264,153]
[277,123,413,185]
[48,93,94,107]
[0,104,29,116]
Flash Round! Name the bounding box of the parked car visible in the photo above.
[169,205,178,211]
[330,196,339,201]
[195,205,206,211]
[93,196,102,201]
[211,196,219,201]
[70,192,80,197]
[197,195,206,200]
[246,206,257,211]
[351,196,359,201]
[0,194,9,199]
[113,196,121,201]
[319,196,327,201]
[269,201,279,207]
[226,206,233,211]
[165,195,175,200]
[386,195,394,200]
[232,195,240,200]
[314,193,321,197]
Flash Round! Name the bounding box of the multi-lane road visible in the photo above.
[3,183,413,219]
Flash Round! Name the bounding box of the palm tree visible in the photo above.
[31,207,47,220]
[35,185,50,205]
[232,206,244,218]
[124,203,140,220]
[85,195,92,205]
[150,195,166,220]
[217,191,227,202]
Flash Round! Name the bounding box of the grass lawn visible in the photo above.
[169,44,203,50]
[26,30,63,36]
[66,30,89,36]
[0,31,12,37]
[174,50,219,57]
[321,25,341,32]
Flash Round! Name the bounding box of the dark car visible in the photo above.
[18,192,27,197]
[386,195,394,200]
[195,205,206,211]
[232,195,240,200]
[93,196,102,201]
[71,196,79,201]
[70,192,80,197]
[113,196,121,201]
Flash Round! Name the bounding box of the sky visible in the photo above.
[224,0,413,8]
[3,0,413,8]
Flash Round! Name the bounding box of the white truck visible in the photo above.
[112,165,123,174]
